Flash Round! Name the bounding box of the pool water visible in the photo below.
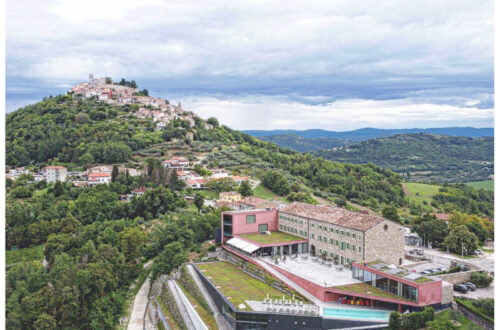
[322,307,391,321]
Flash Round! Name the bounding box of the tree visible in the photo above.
[443,225,478,255]
[75,112,90,124]
[33,313,57,330]
[470,271,493,288]
[414,218,449,247]
[79,152,94,167]
[9,186,32,199]
[466,221,487,244]
[206,117,219,127]
[111,165,119,183]
[382,206,400,223]
[53,181,64,197]
[238,180,253,197]
[120,227,147,262]
[194,194,204,213]
[151,242,187,280]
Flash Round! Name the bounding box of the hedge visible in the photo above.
[456,299,494,324]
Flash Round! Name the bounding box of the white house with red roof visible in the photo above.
[88,172,111,186]
[162,157,190,171]
[43,166,67,183]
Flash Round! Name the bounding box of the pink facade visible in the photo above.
[352,263,442,306]
[222,209,278,241]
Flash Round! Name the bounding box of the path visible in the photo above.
[186,264,232,330]
[128,276,153,330]
[167,280,196,330]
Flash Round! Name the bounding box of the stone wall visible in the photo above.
[364,220,405,265]
[440,281,453,304]
[436,271,473,284]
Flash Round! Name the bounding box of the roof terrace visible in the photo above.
[358,261,436,284]
[260,255,360,288]
[239,231,307,245]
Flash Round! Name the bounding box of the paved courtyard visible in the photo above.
[260,255,360,287]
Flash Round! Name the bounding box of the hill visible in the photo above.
[244,127,494,152]
[257,133,347,152]
[311,133,493,183]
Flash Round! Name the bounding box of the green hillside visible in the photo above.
[465,180,494,192]
[312,133,493,183]
[258,133,347,152]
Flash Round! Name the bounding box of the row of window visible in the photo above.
[279,214,305,226]
[279,224,307,238]
[313,234,362,253]
[310,223,362,241]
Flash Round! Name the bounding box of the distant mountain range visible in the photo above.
[245,127,493,142]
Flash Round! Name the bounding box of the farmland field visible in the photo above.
[465,180,494,192]
[403,182,442,205]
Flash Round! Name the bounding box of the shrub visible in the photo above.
[449,309,463,321]
[388,312,401,330]
[471,271,493,288]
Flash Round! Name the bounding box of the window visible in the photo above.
[311,233,315,239]
[336,240,339,247]
[330,227,334,232]
[346,243,350,250]
[324,226,328,232]
[346,232,350,238]
[323,237,327,243]
[341,230,344,236]
[258,224,268,232]
[336,229,339,234]
[358,234,362,240]
[246,215,256,224]
[330,239,334,244]
[359,246,362,253]
[319,225,322,230]
[318,235,322,241]
[352,245,356,251]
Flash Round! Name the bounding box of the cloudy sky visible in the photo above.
[6,0,494,130]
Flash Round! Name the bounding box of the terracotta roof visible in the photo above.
[240,196,275,207]
[44,166,66,170]
[280,201,387,232]
[220,191,240,196]
[430,213,452,221]
[88,172,111,178]
[132,188,147,193]
[231,176,249,181]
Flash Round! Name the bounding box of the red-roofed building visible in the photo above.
[162,157,189,171]
[88,172,111,185]
[43,166,67,182]
[231,176,249,185]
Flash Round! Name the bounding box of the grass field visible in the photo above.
[465,180,494,192]
[6,245,44,266]
[253,184,287,201]
[434,310,474,329]
[403,182,442,205]
[196,261,295,310]
[239,231,306,244]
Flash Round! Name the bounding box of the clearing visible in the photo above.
[253,184,287,202]
[465,180,494,192]
[6,245,44,267]
[403,182,441,205]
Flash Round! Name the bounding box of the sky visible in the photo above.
[5,0,494,130]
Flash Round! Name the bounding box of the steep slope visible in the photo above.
[312,133,494,183]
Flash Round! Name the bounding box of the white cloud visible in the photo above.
[182,95,494,130]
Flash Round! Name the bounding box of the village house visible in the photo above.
[238,196,280,210]
[219,191,242,203]
[43,166,68,183]
[162,157,190,171]
[88,172,111,186]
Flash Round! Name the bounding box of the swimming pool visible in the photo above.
[322,307,391,321]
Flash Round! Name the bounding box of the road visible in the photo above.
[127,276,152,330]
[407,247,494,273]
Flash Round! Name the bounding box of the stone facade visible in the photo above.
[279,211,404,266]
[364,220,405,265]
[436,271,473,285]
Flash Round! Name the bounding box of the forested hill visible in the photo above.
[6,95,406,208]
[312,133,494,183]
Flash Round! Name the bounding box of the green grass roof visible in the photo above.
[239,231,306,245]
[196,261,302,310]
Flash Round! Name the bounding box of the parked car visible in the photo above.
[453,284,469,293]
[436,267,447,272]
[473,249,484,255]
[429,268,441,274]
[415,249,424,255]
[462,282,477,291]
[420,270,432,275]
